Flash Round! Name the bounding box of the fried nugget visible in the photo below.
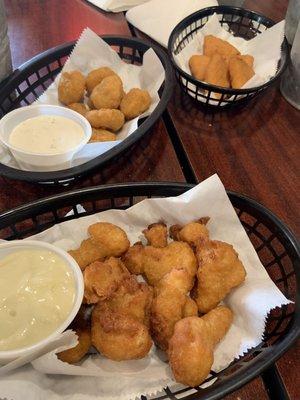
[183,297,198,317]
[92,303,152,361]
[189,55,210,81]
[150,269,196,350]
[68,102,89,117]
[86,67,116,94]
[168,306,233,387]
[89,128,117,142]
[192,240,246,313]
[83,257,130,304]
[204,54,230,96]
[58,71,86,105]
[229,55,255,89]
[143,222,167,248]
[203,35,240,59]
[68,238,107,271]
[88,222,130,256]
[58,327,91,364]
[86,109,125,132]
[90,75,123,110]
[120,88,151,120]
[122,242,144,275]
[170,219,210,248]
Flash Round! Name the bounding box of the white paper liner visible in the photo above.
[173,14,285,105]
[86,0,150,12]
[0,174,291,400]
[0,28,165,171]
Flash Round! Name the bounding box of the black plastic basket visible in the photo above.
[0,182,298,400]
[0,36,174,185]
[168,6,289,108]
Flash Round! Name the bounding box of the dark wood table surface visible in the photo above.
[1,0,299,399]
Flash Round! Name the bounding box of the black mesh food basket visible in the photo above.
[0,36,174,185]
[0,182,299,400]
[168,6,289,108]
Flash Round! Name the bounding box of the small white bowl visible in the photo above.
[0,240,84,364]
[0,104,92,172]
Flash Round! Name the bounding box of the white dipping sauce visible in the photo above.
[9,115,85,154]
[0,249,76,351]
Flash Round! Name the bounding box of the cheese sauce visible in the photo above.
[9,115,85,154]
[0,249,75,351]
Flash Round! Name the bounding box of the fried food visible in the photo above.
[204,53,230,96]
[183,297,198,317]
[170,219,210,248]
[58,326,91,364]
[143,222,167,248]
[86,67,116,94]
[168,306,233,387]
[237,54,254,68]
[192,240,246,313]
[83,257,130,304]
[68,238,107,271]
[203,35,240,59]
[68,102,89,117]
[229,55,255,89]
[123,241,197,287]
[58,71,86,105]
[86,109,125,132]
[150,269,197,350]
[120,88,151,120]
[89,128,117,142]
[90,75,123,110]
[92,303,152,361]
[189,55,210,81]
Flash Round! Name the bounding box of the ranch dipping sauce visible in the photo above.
[0,249,76,351]
[9,115,85,154]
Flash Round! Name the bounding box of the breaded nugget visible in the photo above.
[88,222,130,257]
[89,128,117,143]
[90,75,123,109]
[58,327,91,364]
[204,53,230,96]
[143,222,167,248]
[58,71,86,105]
[192,240,246,313]
[170,219,210,248]
[168,306,233,387]
[229,56,255,89]
[86,67,116,94]
[183,297,198,317]
[122,242,144,275]
[203,35,240,58]
[189,55,210,81]
[86,109,125,132]
[68,102,89,117]
[83,257,130,304]
[150,269,196,350]
[91,303,152,361]
[68,238,107,271]
[120,88,151,120]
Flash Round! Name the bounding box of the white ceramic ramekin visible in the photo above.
[0,240,84,364]
[0,104,91,172]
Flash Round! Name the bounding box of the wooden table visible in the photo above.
[2,0,299,399]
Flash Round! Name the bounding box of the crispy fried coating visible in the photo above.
[183,297,198,317]
[170,219,210,248]
[203,35,240,59]
[88,222,130,256]
[143,223,167,248]
[83,257,130,304]
[86,109,125,132]
[229,56,255,89]
[192,240,246,313]
[68,238,107,271]
[58,327,91,364]
[68,102,89,117]
[122,242,144,275]
[168,306,233,387]
[150,269,196,350]
[189,55,210,81]
[92,302,152,361]
[237,54,254,68]
[86,67,116,94]
[90,75,123,110]
[58,71,86,105]
[204,53,230,96]
[89,128,117,142]
[120,88,151,120]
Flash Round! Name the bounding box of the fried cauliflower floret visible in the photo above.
[143,222,167,248]
[170,218,210,248]
[86,109,125,132]
[86,67,116,94]
[58,71,86,105]
[120,88,151,120]
[68,238,107,271]
[90,75,123,109]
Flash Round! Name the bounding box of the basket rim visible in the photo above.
[0,35,175,183]
[168,5,289,95]
[0,181,299,399]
